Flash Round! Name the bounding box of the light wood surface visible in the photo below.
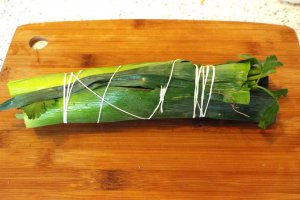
[0,20,300,200]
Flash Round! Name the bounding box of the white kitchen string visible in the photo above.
[97,65,122,123]
[62,60,216,123]
[63,70,82,123]
[147,59,180,119]
[193,64,215,118]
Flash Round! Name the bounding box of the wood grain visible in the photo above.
[0,20,300,200]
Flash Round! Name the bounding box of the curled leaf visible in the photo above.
[22,99,56,119]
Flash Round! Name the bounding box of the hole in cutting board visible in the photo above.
[29,36,48,50]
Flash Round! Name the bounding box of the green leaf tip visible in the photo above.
[272,89,288,99]
[255,87,287,129]
[261,55,283,78]
[238,54,254,59]
[258,101,279,129]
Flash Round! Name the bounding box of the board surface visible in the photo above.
[0,20,300,200]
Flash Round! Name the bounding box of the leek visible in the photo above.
[0,55,287,129]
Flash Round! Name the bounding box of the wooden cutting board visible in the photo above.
[0,20,300,200]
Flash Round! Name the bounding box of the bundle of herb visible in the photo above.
[0,55,287,129]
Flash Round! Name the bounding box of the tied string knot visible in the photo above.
[62,59,216,124]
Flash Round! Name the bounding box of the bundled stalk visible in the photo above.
[0,55,287,128]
